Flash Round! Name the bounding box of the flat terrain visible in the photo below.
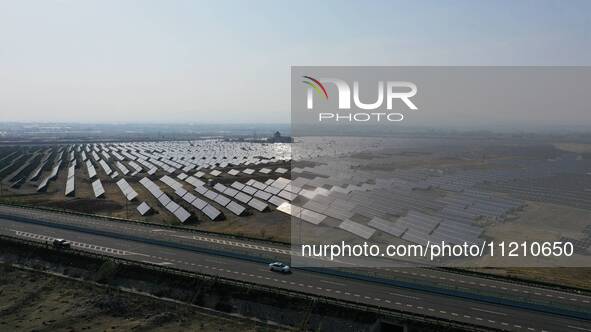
[0,264,279,332]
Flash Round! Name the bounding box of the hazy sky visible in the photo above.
[0,0,590,124]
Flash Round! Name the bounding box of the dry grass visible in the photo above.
[0,265,279,332]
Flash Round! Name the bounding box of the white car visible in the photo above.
[52,238,71,249]
[268,262,291,273]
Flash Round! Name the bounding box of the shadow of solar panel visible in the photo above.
[338,219,375,239]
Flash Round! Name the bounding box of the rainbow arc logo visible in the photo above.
[302,76,328,99]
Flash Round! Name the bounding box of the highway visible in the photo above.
[0,205,590,332]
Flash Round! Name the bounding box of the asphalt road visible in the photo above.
[0,206,590,331]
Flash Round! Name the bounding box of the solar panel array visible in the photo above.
[91,179,105,198]
[116,178,138,201]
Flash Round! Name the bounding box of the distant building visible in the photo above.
[267,131,292,143]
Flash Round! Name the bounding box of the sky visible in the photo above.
[0,0,590,125]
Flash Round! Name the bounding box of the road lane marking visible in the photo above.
[141,260,173,266]
[389,292,421,300]
[471,307,507,316]
[568,326,591,331]
[319,280,346,287]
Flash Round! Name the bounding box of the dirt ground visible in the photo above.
[0,264,280,332]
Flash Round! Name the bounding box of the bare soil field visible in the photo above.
[0,264,279,332]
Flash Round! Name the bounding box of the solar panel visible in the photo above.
[242,168,255,175]
[204,190,218,200]
[65,177,75,197]
[158,194,172,206]
[99,159,112,175]
[223,187,239,197]
[214,194,231,207]
[226,201,246,216]
[234,192,252,203]
[165,200,180,213]
[278,190,297,201]
[86,160,97,179]
[264,186,282,195]
[173,207,191,223]
[213,183,227,192]
[231,181,245,190]
[268,195,287,206]
[92,179,105,198]
[254,190,272,201]
[192,197,207,210]
[259,168,271,174]
[195,185,208,195]
[247,198,268,212]
[242,185,257,195]
[275,167,288,174]
[202,204,222,220]
[228,169,240,176]
[368,217,406,237]
[300,209,326,225]
[175,188,188,197]
[182,192,197,204]
[338,219,375,239]
[210,170,222,177]
[137,202,151,215]
[252,181,267,190]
